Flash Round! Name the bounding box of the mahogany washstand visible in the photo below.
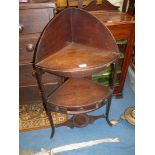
[33,8,119,138]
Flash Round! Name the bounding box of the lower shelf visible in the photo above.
[47,78,113,114]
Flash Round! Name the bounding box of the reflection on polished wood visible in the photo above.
[34,8,119,137]
[48,78,112,112]
[34,8,119,78]
[88,10,135,97]
[36,42,118,77]
[89,11,134,25]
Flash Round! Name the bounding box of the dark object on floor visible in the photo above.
[33,8,119,138]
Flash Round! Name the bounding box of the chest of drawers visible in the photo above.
[19,3,62,105]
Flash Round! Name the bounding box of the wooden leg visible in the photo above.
[105,61,118,126]
[105,97,113,126]
[47,109,55,139]
[34,68,55,139]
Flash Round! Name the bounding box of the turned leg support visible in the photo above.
[34,68,55,139]
[105,61,118,126]
[46,108,55,139]
[105,97,113,126]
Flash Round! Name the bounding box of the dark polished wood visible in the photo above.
[127,0,135,16]
[19,63,61,87]
[19,34,40,63]
[19,6,54,34]
[89,10,135,97]
[122,0,128,12]
[55,5,134,97]
[89,11,134,25]
[34,8,119,77]
[34,8,119,138]
[36,42,118,77]
[84,0,119,11]
[56,113,106,128]
[19,3,58,105]
[122,0,135,16]
[48,78,112,114]
[19,83,60,104]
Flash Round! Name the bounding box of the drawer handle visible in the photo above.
[32,70,36,77]
[19,24,24,33]
[26,44,34,52]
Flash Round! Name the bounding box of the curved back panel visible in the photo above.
[34,8,119,64]
[71,8,118,52]
[34,9,72,64]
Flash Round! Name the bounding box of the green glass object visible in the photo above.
[92,65,113,86]
[92,63,121,87]
[116,40,128,45]
[92,65,112,77]
[92,76,112,86]
[92,39,127,86]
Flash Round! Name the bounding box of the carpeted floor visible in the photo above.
[19,75,135,155]
[19,102,68,132]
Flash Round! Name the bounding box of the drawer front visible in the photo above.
[19,63,62,87]
[19,8,54,34]
[107,23,133,40]
[19,34,40,63]
[19,83,59,104]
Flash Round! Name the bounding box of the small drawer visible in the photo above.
[107,23,133,40]
[19,7,54,34]
[19,83,59,104]
[19,34,40,63]
[19,63,62,87]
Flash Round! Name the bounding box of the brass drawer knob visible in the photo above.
[26,44,34,52]
[19,24,24,33]
[32,70,36,77]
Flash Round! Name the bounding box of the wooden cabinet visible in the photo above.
[90,11,135,98]
[19,34,40,63]
[19,7,54,34]
[19,3,62,105]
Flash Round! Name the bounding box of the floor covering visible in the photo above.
[19,76,135,155]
